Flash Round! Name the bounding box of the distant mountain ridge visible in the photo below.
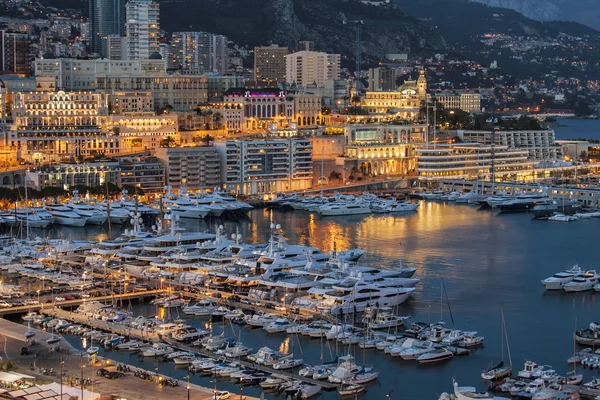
[468,0,600,31]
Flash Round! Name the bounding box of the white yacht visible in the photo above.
[371,200,419,213]
[94,202,130,224]
[366,307,410,330]
[166,198,211,219]
[563,271,599,292]
[455,192,478,204]
[67,202,108,225]
[12,208,52,229]
[45,204,87,227]
[318,275,415,314]
[541,265,582,290]
[317,201,372,216]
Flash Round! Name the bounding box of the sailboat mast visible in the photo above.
[502,311,512,367]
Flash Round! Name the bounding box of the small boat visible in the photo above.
[481,361,512,380]
[351,369,379,384]
[338,382,365,396]
[22,312,39,322]
[548,213,577,222]
[273,358,304,370]
[86,346,99,355]
[299,384,322,398]
[417,348,454,364]
[25,330,36,339]
[46,336,61,345]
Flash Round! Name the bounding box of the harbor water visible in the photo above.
[553,118,600,141]
[17,202,600,399]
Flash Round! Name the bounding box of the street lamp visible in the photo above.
[185,375,190,400]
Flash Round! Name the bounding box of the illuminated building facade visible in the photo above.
[254,44,288,83]
[26,162,121,190]
[109,91,154,114]
[170,32,228,74]
[431,91,481,112]
[119,156,165,192]
[416,144,532,181]
[457,129,563,161]
[125,0,160,60]
[362,70,427,119]
[10,90,111,163]
[96,72,208,111]
[286,51,340,87]
[222,88,323,133]
[108,114,179,153]
[335,123,427,178]
[155,146,221,190]
[215,138,313,195]
[35,59,207,111]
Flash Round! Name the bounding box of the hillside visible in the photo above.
[38,0,447,61]
[394,0,599,45]
[469,0,600,31]
[156,0,446,60]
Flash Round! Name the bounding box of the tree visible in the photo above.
[579,151,588,161]
[200,134,214,146]
[160,136,176,148]
[213,113,223,129]
[328,171,342,182]
[351,95,361,107]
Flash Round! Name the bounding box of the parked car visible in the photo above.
[0,301,12,308]
[64,295,75,301]
[54,297,66,302]
[213,391,231,400]
[24,299,39,306]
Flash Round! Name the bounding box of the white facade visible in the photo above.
[416,143,532,181]
[286,51,340,87]
[457,129,563,161]
[215,138,313,195]
[35,58,167,90]
[126,0,160,60]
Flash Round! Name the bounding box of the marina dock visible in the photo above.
[161,336,339,390]
[0,290,165,316]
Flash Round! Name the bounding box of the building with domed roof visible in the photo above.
[361,70,427,119]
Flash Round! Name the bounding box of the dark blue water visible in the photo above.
[554,118,600,141]
[24,203,600,399]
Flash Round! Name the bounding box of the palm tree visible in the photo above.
[160,136,176,148]
[213,113,223,129]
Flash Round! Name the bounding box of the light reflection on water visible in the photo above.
[33,201,600,399]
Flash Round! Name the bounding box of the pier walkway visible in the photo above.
[0,317,77,353]
[0,289,165,316]
[41,308,161,342]
[162,336,338,390]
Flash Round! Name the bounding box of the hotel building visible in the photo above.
[9,90,110,163]
[215,138,313,195]
[254,44,288,83]
[286,51,340,87]
[416,143,532,182]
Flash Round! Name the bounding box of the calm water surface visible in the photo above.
[27,203,600,399]
[554,118,600,140]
